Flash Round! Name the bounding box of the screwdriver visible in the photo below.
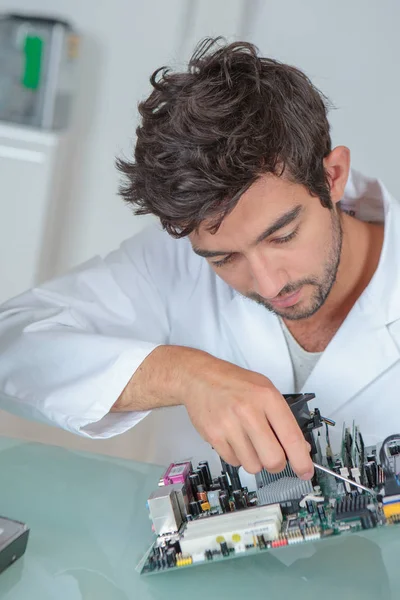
[312,462,376,496]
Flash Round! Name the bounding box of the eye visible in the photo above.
[272,226,299,245]
[211,254,236,268]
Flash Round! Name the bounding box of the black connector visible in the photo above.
[384,477,400,498]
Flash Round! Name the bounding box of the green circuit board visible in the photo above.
[138,484,399,575]
[138,397,400,575]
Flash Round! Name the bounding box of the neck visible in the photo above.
[322,213,383,320]
[286,213,384,332]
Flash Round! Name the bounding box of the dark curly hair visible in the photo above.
[116,37,333,238]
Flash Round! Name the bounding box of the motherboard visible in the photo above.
[137,394,400,575]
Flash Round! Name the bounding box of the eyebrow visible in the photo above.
[192,204,303,258]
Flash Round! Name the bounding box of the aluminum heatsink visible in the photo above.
[256,464,313,505]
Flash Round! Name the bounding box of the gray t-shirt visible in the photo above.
[280,320,322,392]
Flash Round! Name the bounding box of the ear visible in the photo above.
[323,146,351,206]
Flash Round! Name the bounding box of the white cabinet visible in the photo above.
[0,122,69,304]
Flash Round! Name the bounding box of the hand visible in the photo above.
[183,354,314,479]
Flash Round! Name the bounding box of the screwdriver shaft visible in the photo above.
[312,462,376,496]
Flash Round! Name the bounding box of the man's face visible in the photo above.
[189,172,343,321]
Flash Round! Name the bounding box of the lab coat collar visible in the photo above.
[344,170,400,326]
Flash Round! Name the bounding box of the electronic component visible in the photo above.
[207,490,221,511]
[220,459,241,491]
[313,462,375,495]
[382,484,400,519]
[364,461,378,488]
[335,495,372,522]
[188,473,201,499]
[279,498,300,515]
[197,461,212,488]
[287,529,303,545]
[382,494,400,519]
[189,501,200,517]
[167,482,190,517]
[303,526,321,541]
[379,433,400,519]
[219,492,230,513]
[138,395,400,575]
[218,473,230,492]
[256,464,313,505]
[196,485,207,503]
[163,461,192,486]
[147,486,183,535]
[179,504,282,555]
[232,490,246,510]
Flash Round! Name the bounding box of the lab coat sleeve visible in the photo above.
[0,235,171,438]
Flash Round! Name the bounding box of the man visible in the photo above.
[0,39,397,479]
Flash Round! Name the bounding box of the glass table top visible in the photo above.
[0,436,399,600]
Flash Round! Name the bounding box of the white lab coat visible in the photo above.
[0,169,399,467]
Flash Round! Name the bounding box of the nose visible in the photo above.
[250,255,286,299]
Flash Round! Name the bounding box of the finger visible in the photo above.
[264,391,314,479]
[213,439,242,468]
[226,427,263,474]
[242,411,288,473]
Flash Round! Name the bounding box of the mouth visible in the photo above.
[269,287,302,309]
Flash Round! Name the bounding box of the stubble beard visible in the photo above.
[247,213,343,321]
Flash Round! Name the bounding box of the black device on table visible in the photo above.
[0,516,29,575]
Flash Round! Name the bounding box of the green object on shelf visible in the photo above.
[22,35,43,90]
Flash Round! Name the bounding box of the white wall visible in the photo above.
[0,0,246,278]
[246,0,400,198]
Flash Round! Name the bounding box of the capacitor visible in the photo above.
[219,492,230,513]
[194,469,206,488]
[197,464,211,490]
[306,500,314,514]
[220,541,229,556]
[166,548,176,567]
[317,505,326,520]
[227,465,242,491]
[198,461,212,488]
[364,463,374,488]
[242,491,250,507]
[189,501,201,516]
[189,473,201,497]
[197,484,208,503]
[257,535,266,548]
[220,458,242,490]
[233,490,245,510]
[218,473,230,492]
[366,461,378,488]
